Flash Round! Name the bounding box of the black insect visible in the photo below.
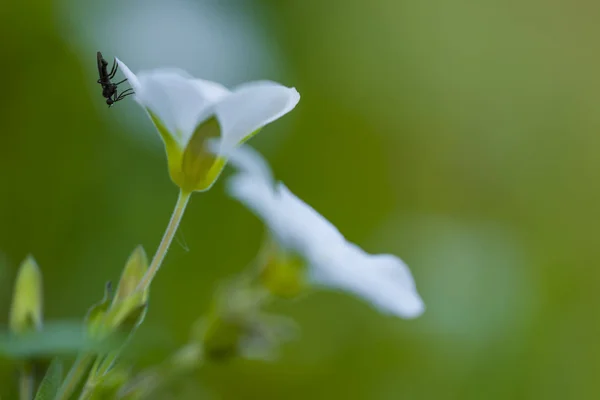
[97,51,134,107]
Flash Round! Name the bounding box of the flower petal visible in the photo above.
[215,81,300,152]
[310,245,425,318]
[116,60,230,146]
[141,72,230,145]
[275,183,345,251]
[116,58,141,94]
[223,145,424,318]
[224,146,298,246]
[224,149,343,252]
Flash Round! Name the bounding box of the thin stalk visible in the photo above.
[61,190,191,399]
[55,353,95,400]
[137,190,192,292]
[18,363,34,400]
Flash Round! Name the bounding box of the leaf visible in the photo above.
[82,364,130,400]
[34,358,63,400]
[85,282,113,337]
[0,321,122,359]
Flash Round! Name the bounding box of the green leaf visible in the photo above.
[82,364,130,400]
[0,321,121,359]
[89,350,118,381]
[34,358,63,400]
[85,282,113,338]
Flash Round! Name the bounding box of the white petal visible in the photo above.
[228,173,346,256]
[223,147,300,247]
[116,58,141,94]
[223,145,424,319]
[116,60,230,145]
[309,245,425,318]
[275,183,345,251]
[215,81,300,152]
[141,72,229,144]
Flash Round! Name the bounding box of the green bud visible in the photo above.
[198,279,260,361]
[113,246,148,305]
[86,246,149,340]
[239,314,298,361]
[260,245,307,299]
[106,246,150,332]
[200,314,245,361]
[9,256,43,335]
[199,312,297,362]
[198,277,296,362]
[168,342,202,371]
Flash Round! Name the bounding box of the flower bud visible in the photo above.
[9,256,43,335]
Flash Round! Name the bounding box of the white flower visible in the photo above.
[218,144,425,319]
[116,59,300,192]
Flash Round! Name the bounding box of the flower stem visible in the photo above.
[55,353,95,400]
[77,385,93,400]
[119,342,202,398]
[18,363,33,400]
[137,190,192,292]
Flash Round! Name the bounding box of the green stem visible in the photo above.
[18,363,33,400]
[120,343,202,399]
[77,386,92,400]
[77,348,120,400]
[136,190,192,292]
[55,353,95,400]
[57,190,191,400]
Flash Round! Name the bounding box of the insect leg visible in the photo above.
[116,89,135,101]
[118,93,134,101]
[114,78,128,86]
[108,60,119,79]
[117,90,135,99]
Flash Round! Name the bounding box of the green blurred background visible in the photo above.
[1,0,599,398]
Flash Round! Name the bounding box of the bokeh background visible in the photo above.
[1,0,600,398]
